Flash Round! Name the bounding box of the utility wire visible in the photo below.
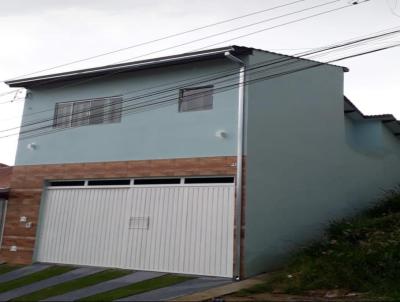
[6,33,400,139]
[14,0,361,93]
[5,24,400,133]
[116,0,341,64]
[0,0,376,130]
[3,0,308,82]
[195,0,370,51]
[387,0,400,17]
[0,0,345,106]
[2,24,399,134]
[14,42,400,141]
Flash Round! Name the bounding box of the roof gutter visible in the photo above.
[6,46,249,88]
[225,51,245,281]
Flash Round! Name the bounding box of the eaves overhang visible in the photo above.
[5,46,253,88]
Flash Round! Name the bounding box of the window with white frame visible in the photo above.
[178,86,213,112]
[53,96,122,128]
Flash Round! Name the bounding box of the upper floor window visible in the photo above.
[53,96,122,129]
[179,86,213,112]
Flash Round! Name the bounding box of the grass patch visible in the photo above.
[0,264,23,276]
[80,274,192,302]
[13,269,131,302]
[0,265,74,294]
[238,190,400,300]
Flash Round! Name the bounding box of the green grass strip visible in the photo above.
[13,269,132,302]
[0,265,74,294]
[0,264,23,276]
[80,274,192,302]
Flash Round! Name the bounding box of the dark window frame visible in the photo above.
[53,96,123,129]
[49,180,85,187]
[134,178,181,185]
[178,85,214,112]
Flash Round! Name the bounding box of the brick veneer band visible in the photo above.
[1,156,237,265]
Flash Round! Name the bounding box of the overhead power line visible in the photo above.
[0,0,354,105]
[0,0,369,109]
[14,42,400,141]
[4,23,399,133]
[3,28,400,140]
[2,23,399,135]
[0,0,342,105]
[16,0,367,95]
[3,0,308,83]
[387,0,400,17]
[115,0,341,64]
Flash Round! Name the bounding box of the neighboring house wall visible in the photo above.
[15,59,240,165]
[243,51,400,277]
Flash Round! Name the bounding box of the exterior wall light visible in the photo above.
[215,130,228,139]
[27,143,37,150]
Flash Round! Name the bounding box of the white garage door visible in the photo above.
[35,178,235,277]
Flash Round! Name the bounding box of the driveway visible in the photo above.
[0,264,231,301]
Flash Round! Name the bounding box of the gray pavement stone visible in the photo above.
[43,271,165,302]
[0,266,105,301]
[0,263,52,283]
[116,277,232,301]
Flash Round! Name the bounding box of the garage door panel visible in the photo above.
[36,184,234,277]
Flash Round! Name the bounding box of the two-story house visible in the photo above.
[2,45,400,279]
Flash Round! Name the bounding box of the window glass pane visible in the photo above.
[184,177,234,184]
[53,102,72,128]
[90,99,106,125]
[179,86,213,112]
[72,101,91,127]
[54,96,122,129]
[134,178,181,185]
[107,97,122,123]
[88,179,130,186]
[49,181,85,187]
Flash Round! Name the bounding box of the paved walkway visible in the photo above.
[0,263,51,283]
[43,271,165,301]
[173,273,270,301]
[0,266,105,301]
[116,277,231,301]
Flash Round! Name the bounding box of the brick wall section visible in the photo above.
[0,166,12,188]
[1,156,242,269]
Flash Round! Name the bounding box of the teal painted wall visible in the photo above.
[14,49,400,278]
[15,59,241,165]
[243,50,400,277]
[345,119,385,154]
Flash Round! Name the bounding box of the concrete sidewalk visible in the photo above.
[172,273,269,301]
[117,277,231,301]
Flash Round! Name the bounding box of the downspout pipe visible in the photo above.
[224,51,245,280]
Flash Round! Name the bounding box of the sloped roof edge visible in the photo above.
[5,46,251,88]
[5,45,347,88]
[344,96,400,138]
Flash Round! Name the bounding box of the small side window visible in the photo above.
[179,86,213,112]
